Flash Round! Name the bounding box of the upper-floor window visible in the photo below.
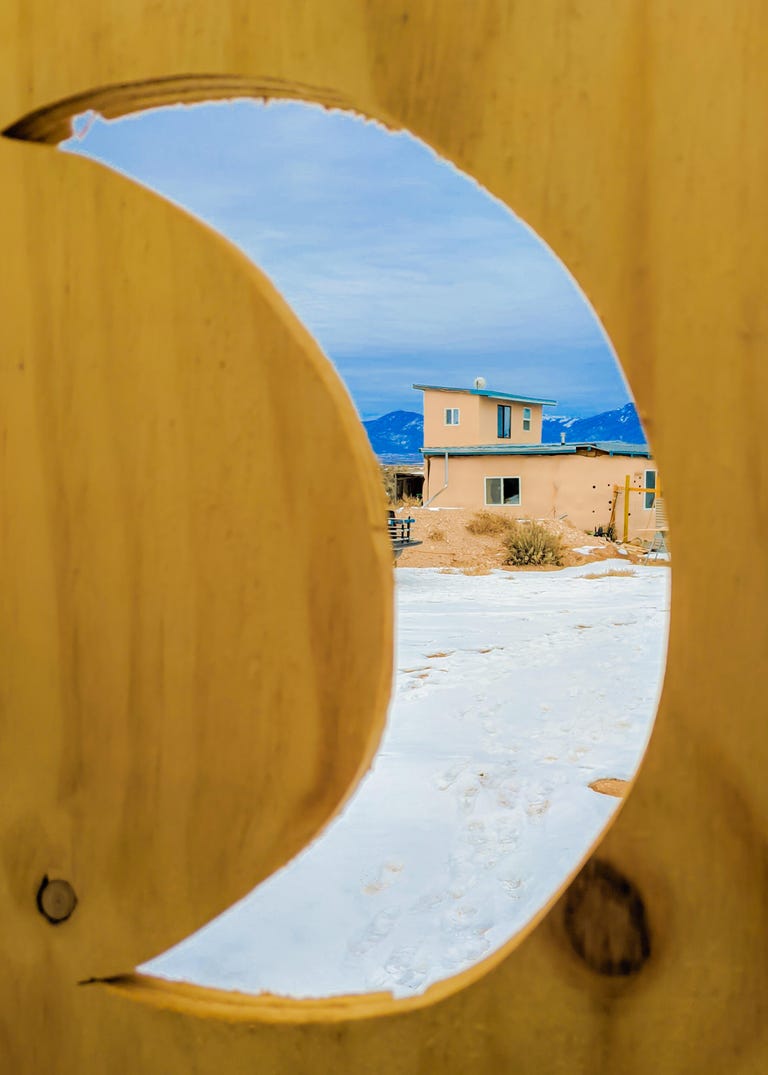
[645,469,656,509]
[522,406,532,432]
[444,407,460,425]
[497,404,511,438]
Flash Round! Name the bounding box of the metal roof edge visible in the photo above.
[421,441,652,458]
[412,384,557,407]
[421,444,579,456]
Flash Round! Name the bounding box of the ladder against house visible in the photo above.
[646,495,669,559]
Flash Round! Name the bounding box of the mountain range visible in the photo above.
[364,402,646,463]
[540,402,645,444]
[362,410,426,463]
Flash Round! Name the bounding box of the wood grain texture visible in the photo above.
[0,136,393,983]
[2,1,768,1072]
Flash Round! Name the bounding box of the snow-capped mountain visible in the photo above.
[363,402,647,462]
[541,402,646,444]
[362,410,424,463]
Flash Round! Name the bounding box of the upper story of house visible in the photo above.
[413,383,557,448]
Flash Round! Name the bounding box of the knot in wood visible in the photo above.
[37,876,78,924]
[563,858,650,976]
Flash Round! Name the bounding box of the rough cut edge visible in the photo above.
[2,74,401,144]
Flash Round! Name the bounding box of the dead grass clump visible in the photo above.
[380,465,397,504]
[503,522,564,567]
[582,568,637,579]
[427,527,447,542]
[466,510,514,536]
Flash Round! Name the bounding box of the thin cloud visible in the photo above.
[62,98,628,417]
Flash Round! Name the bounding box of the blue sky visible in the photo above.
[62,99,630,419]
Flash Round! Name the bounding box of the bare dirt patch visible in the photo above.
[589,778,630,798]
[395,506,650,572]
[581,569,637,580]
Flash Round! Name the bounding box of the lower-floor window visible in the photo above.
[485,476,521,505]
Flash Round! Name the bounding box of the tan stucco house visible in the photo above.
[414,384,659,540]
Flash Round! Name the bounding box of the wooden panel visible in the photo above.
[2,1,767,1072]
[0,137,393,984]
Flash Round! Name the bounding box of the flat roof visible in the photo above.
[421,441,652,458]
[413,384,557,407]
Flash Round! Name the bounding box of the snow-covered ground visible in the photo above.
[144,560,670,998]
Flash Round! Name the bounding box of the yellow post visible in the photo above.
[623,473,631,542]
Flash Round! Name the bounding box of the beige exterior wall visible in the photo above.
[424,451,659,539]
[477,398,543,444]
[422,390,545,447]
[422,390,482,446]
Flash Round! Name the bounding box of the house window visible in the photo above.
[444,407,460,425]
[644,469,656,509]
[497,404,511,439]
[522,406,532,432]
[485,476,521,505]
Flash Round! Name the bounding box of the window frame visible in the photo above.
[484,475,522,506]
[522,406,532,432]
[644,469,657,509]
[444,407,460,426]
[497,404,512,439]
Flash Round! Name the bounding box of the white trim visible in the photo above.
[484,475,522,506]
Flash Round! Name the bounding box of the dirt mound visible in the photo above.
[394,506,649,572]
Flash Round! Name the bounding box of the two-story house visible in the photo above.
[414,383,659,540]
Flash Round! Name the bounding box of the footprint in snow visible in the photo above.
[444,936,491,967]
[493,818,521,848]
[383,949,428,991]
[444,903,479,928]
[465,820,486,844]
[433,761,470,791]
[362,860,405,895]
[409,889,445,913]
[348,908,400,956]
[499,876,528,899]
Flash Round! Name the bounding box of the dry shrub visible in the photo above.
[581,569,637,579]
[503,521,564,566]
[466,510,515,536]
[380,465,397,504]
[397,493,422,508]
[427,527,446,542]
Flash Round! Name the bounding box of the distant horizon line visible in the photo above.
[360,400,636,422]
